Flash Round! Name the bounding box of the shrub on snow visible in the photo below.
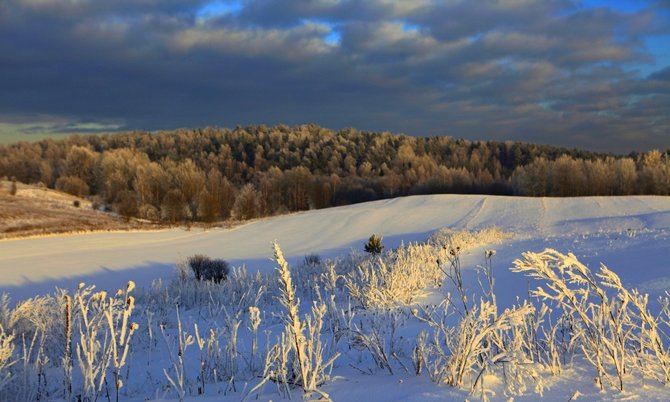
[188,254,230,283]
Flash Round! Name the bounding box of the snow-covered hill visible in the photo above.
[2,194,670,401]
[1,195,669,301]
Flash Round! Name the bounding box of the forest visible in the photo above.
[0,124,668,223]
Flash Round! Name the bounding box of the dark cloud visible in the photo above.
[650,66,670,80]
[0,0,668,152]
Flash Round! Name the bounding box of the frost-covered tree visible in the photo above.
[231,184,259,220]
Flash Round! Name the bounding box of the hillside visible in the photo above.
[1,194,668,301]
[0,180,160,239]
[1,194,670,401]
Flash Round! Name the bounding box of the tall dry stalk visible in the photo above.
[0,324,16,391]
[248,306,261,375]
[62,295,72,400]
[272,242,339,398]
[105,281,139,402]
[161,307,194,402]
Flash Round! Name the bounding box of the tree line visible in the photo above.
[0,124,668,223]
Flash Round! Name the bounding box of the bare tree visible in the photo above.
[171,159,205,221]
[231,184,259,220]
[162,188,187,223]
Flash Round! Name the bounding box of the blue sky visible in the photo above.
[584,0,670,74]
[196,1,243,20]
[0,0,668,152]
[584,0,650,12]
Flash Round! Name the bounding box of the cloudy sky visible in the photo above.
[0,0,668,152]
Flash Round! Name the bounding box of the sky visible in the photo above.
[0,0,668,153]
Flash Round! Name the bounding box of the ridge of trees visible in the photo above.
[0,124,668,223]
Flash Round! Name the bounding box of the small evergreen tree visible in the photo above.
[364,234,384,255]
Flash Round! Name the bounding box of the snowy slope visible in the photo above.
[2,194,670,402]
[1,195,669,301]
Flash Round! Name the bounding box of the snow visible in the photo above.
[1,194,670,401]
[2,195,668,301]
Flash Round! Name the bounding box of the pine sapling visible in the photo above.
[364,234,384,255]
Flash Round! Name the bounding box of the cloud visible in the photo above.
[0,0,668,152]
[0,114,125,144]
[650,66,670,80]
[171,22,335,60]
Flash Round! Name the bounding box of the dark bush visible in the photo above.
[188,254,230,283]
[188,254,208,281]
[138,203,160,221]
[116,190,139,221]
[303,253,322,267]
[73,200,80,208]
[55,175,89,197]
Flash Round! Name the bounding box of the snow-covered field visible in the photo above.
[1,194,670,401]
[2,195,668,300]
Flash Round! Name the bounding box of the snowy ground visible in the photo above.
[1,194,670,401]
[2,195,668,300]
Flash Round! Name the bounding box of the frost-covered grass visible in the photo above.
[1,224,670,401]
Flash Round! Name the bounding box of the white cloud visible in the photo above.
[172,22,334,59]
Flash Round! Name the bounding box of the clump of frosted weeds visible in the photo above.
[427,227,511,251]
[345,242,442,309]
[410,239,549,401]
[348,309,406,375]
[73,284,113,401]
[106,281,139,402]
[345,229,511,310]
[414,297,542,401]
[6,292,65,363]
[512,248,670,391]
[247,242,339,400]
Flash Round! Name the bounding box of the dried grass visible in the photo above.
[0,180,160,240]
